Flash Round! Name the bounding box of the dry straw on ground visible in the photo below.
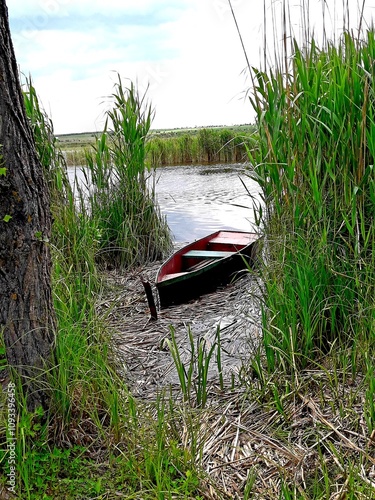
[98,257,375,498]
[101,258,262,400]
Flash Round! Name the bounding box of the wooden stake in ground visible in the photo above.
[140,277,158,320]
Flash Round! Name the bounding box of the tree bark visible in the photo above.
[0,1,56,411]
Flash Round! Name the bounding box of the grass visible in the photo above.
[248,17,375,373]
[0,77,197,499]
[167,325,223,408]
[80,76,172,268]
[147,125,257,167]
[242,0,375,495]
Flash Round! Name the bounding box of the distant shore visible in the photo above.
[58,124,257,167]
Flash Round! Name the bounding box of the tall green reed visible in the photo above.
[84,76,171,267]
[147,127,255,166]
[7,79,110,496]
[248,5,375,372]
[21,80,117,425]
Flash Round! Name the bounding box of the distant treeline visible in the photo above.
[147,127,257,166]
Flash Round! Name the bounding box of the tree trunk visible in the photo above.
[0,1,56,411]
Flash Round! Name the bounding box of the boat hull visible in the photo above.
[155,230,259,308]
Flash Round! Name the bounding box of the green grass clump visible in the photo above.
[83,76,172,268]
[249,28,375,373]
[242,3,375,494]
[167,325,223,408]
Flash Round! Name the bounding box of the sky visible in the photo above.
[7,0,375,135]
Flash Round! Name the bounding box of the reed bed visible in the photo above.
[61,126,257,167]
[82,76,172,268]
[95,254,375,498]
[105,259,262,401]
[147,127,257,167]
[240,0,375,496]
[249,8,375,372]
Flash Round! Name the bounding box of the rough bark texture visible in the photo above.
[0,1,56,411]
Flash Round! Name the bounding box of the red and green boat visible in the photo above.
[155,230,260,308]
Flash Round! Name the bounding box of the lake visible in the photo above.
[68,163,260,243]
[152,163,259,242]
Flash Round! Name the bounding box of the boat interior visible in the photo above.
[182,232,251,271]
[158,231,257,282]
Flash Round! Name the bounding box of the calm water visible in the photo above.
[68,163,260,243]
[153,163,259,242]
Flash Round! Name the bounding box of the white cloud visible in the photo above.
[7,0,375,134]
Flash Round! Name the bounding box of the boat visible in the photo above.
[155,230,260,308]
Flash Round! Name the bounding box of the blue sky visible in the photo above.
[8,0,375,134]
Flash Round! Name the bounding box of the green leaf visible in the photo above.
[35,231,49,243]
[3,214,12,222]
[0,167,6,176]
